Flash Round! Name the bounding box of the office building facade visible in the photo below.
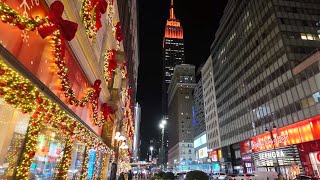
[168,64,196,168]
[201,57,221,151]
[193,77,206,137]
[211,0,320,177]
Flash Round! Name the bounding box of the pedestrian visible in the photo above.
[124,171,128,180]
[278,173,284,180]
[128,170,133,180]
[118,172,125,180]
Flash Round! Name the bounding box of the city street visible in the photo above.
[1,0,320,179]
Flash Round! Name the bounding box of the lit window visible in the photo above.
[301,33,317,40]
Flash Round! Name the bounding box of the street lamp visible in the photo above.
[159,119,167,170]
[115,132,128,149]
[265,123,280,175]
[150,146,154,162]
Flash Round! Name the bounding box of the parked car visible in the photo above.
[212,172,227,179]
[294,175,313,180]
[226,174,237,180]
[252,171,278,180]
[234,174,255,180]
[176,172,187,179]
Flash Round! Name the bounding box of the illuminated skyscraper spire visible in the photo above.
[170,0,175,19]
[164,0,183,39]
[162,0,185,115]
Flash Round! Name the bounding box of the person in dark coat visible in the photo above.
[118,172,125,180]
[128,170,133,180]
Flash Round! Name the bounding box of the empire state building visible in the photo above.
[162,0,185,114]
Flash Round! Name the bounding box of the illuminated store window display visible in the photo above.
[68,141,86,179]
[29,128,66,179]
[0,99,30,179]
[87,149,97,179]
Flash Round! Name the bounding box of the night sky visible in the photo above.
[136,0,228,160]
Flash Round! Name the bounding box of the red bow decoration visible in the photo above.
[128,88,132,96]
[0,69,5,76]
[91,0,108,30]
[108,49,118,70]
[122,61,127,70]
[108,58,118,71]
[38,1,78,41]
[115,22,124,42]
[101,103,115,122]
[92,79,102,99]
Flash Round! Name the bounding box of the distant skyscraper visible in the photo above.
[133,102,141,162]
[162,0,185,115]
[193,75,206,137]
[167,64,196,167]
[193,71,209,164]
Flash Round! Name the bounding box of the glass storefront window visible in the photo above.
[0,99,30,179]
[87,149,97,179]
[96,152,104,178]
[29,128,65,180]
[68,141,86,179]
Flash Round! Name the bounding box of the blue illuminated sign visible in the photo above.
[87,150,97,178]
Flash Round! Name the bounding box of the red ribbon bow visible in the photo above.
[115,22,124,42]
[101,103,115,122]
[92,79,102,99]
[108,58,118,71]
[91,0,108,30]
[107,49,118,78]
[38,1,78,41]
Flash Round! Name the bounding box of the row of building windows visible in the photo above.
[221,57,320,144]
[217,32,283,116]
[215,7,277,100]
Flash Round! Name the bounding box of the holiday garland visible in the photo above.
[106,0,114,25]
[121,61,128,79]
[81,150,90,180]
[93,150,101,179]
[0,2,47,31]
[103,49,118,83]
[81,0,108,39]
[115,22,124,49]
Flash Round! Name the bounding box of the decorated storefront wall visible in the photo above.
[0,0,106,133]
[0,59,113,179]
[0,0,131,134]
[0,0,135,178]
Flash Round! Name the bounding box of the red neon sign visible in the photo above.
[250,115,320,152]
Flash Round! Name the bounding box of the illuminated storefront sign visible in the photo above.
[199,147,208,159]
[209,150,218,162]
[258,150,285,160]
[251,133,289,150]
[194,134,207,148]
[242,154,252,161]
[250,115,320,152]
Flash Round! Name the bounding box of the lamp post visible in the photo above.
[265,123,280,175]
[150,146,154,162]
[159,119,167,170]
